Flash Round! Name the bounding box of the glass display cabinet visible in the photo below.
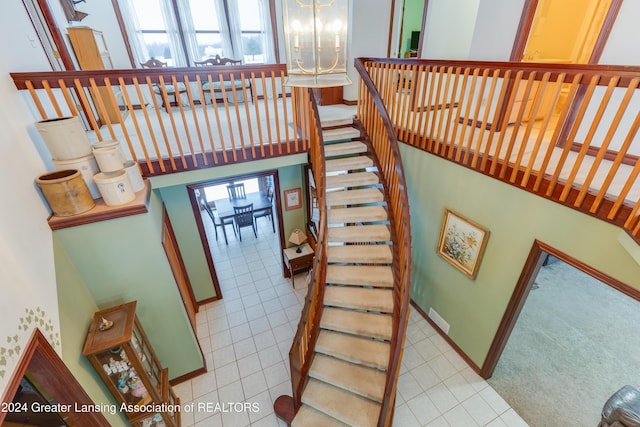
[82,301,180,427]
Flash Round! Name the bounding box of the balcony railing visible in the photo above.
[357,58,640,239]
[11,64,304,176]
[11,59,640,239]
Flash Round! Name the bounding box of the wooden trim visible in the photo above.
[417,0,429,58]
[31,0,76,70]
[162,206,199,316]
[47,180,151,230]
[387,0,397,58]
[187,170,285,299]
[187,184,223,302]
[509,0,539,62]
[137,143,305,177]
[480,240,640,378]
[588,0,624,64]
[410,300,482,375]
[0,329,110,426]
[398,135,636,229]
[568,141,639,166]
[269,0,280,64]
[110,0,135,67]
[169,366,208,386]
[274,395,295,425]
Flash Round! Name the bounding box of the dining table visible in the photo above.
[212,191,273,222]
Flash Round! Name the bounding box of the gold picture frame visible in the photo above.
[437,209,489,279]
[284,188,302,210]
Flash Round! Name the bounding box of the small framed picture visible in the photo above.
[284,188,302,210]
[437,208,489,279]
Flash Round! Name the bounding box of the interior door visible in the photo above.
[162,209,198,332]
[513,0,613,121]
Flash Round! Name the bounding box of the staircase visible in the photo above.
[294,128,393,426]
[276,88,411,427]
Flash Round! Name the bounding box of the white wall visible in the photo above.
[346,0,393,101]
[599,0,640,65]
[421,0,480,60]
[468,0,525,61]
[0,1,60,394]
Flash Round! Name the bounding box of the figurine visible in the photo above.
[98,317,113,331]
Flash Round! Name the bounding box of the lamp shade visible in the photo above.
[282,0,352,87]
[288,229,307,246]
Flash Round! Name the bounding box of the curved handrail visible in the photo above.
[354,57,413,426]
[283,87,328,414]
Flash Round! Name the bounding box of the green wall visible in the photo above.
[399,143,640,367]
[400,0,425,57]
[54,236,128,426]
[53,192,203,380]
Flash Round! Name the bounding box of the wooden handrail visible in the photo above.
[358,58,640,239]
[285,87,328,414]
[10,64,301,176]
[354,58,413,427]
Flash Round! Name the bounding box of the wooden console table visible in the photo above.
[283,243,314,287]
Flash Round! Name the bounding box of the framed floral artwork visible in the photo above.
[437,209,489,279]
[284,188,302,210]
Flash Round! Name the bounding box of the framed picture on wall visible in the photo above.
[437,208,489,279]
[284,188,302,210]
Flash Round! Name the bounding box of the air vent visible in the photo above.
[428,307,450,335]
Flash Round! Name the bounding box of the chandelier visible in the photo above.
[282,0,351,87]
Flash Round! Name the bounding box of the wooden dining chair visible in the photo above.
[194,55,253,104]
[233,203,256,241]
[227,183,246,200]
[140,57,187,112]
[253,187,275,233]
[199,196,235,245]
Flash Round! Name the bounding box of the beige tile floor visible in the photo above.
[172,211,530,426]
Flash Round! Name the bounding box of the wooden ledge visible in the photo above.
[48,181,151,230]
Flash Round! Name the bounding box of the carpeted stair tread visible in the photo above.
[326,156,374,173]
[310,354,387,402]
[316,330,390,370]
[328,224,391,243]
[327,245,392,264]
[318,105,356,127]
[324,285,393,313]
[327,206,388,224]
[292,404,349,427]
[322,127,361,142]
[320,307,392,340]
[326,172,379,189]
[324,141,367,157]
[302,378,380,427]
[326,265,394,287]
[326,188,384,206]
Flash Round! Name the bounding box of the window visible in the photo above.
[116,0,276,66]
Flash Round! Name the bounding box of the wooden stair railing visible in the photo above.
[274,87,328,423]
[274,75,411,426]
[10,64,304,176]
[354,58,414,426]
[358,58,640,240]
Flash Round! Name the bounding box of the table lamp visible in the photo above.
[288,229,307,253]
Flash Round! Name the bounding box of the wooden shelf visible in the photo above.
[48,180,151,230]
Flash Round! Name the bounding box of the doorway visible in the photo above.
[482,240,640,425]
[509,0,622,123]
[0,329,110,426]
[187,170,285,301]
[395,0,426,58]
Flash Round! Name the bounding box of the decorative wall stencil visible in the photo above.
[0,307,60,378]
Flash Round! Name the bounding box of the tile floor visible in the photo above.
[173,210,530,426]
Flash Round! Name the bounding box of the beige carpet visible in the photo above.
[487,260,640,427]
